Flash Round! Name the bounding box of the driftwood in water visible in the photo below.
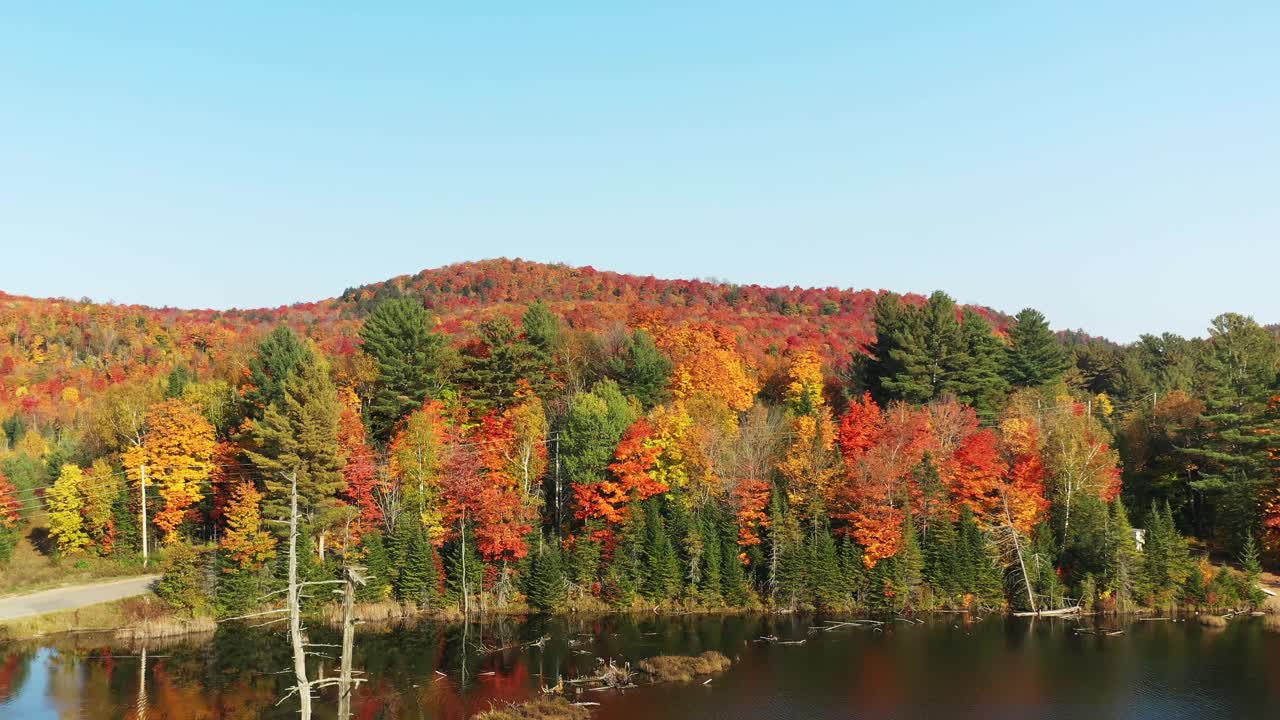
[1012,605,1081,617]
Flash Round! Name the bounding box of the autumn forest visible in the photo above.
[1,258,1276,619]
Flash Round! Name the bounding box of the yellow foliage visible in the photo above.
[784,349,825,414]
[47,464,90,555]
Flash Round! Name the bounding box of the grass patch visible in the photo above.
[473,697,592,720]
[0,594,215,640]
[638,651,732,682]
[0,532,148,597]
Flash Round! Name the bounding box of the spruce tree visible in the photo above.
[642,501,681,601]
[357,530,392,602]
[954,310,1009,416]
[244,326,314,420]
[1239,532,1266,608]
[890,512,924,609]
[608,330,673,408]
[839,537,868,606]
[1103,501,1140,612]
[924,513,959,599]
[525,535,568,612]
[1005,308,1068,388]
[245,354,345,525]
[566,522,603,589]
[457,316,550,412]
[698,510,723,602]
[445,524,484,609]
[720,515,750,606]
[606,503,646,606]
[360,298,454,442]
[810,523,844,610]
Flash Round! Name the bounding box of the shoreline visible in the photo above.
[3,597,1273,643]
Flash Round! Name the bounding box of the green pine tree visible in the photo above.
[642,501,681,601]
[1005,308,1068,388]
[954,310,1010,416]
[360,298,455,442]
[524,534,568,612]
[608,330,673,408]
[244,326,314,420]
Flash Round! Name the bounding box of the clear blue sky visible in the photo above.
[2,2,1276,342]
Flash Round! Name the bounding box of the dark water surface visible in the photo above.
[2,613,1277,719]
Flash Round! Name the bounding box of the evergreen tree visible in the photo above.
[605,503,646,606]
[609,330,673,408]
[357,529,392,602]
[1005,308,1068,387]
[1141,501,1189,607]
[698,509,723,602]
[445,524,483,609]
[566,522,603,590]
[245,354,345,526]
[924,513,960,599]
[720,514,751,605]
[809,523,844,610]
[839,538,868,606]
[642,501,681,601]
[1238,531,1266,608]
[1103,501,1140,612]
[524,534,568,612]
[395,521,438,607]
[889,512,924,608]
[244,326,314,420]
[360,298,454,442]
[1027,523,1064,610]
[954,310,1010,416]
[156,542,208,613]
[457,316,551,412]
[1184,313,1279,554]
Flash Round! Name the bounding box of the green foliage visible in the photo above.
[444,525,484,609]
[642,501,681,601]
[244,326,314,420]
[608,330,673,408]
[356,530,392,602]
[1141,501,1189,608]
[245,353,345,524]
[1005,308,1068,388]
[360,298,454,442]
[523,534,568,612]
[391,517,439,607]
[457,316,552,412]
[157,542,209,613]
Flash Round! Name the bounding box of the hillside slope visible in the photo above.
[0,258,1002,429]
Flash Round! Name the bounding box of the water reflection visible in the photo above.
[0,614,1277,719]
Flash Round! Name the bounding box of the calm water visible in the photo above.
[1,613,1277,719]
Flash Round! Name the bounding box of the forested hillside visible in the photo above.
[0,259,1275,617]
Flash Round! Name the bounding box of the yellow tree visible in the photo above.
[779,350,839,526]
[129,399,217,543]
[220,481,276,571]
[47,464,90,555]
[388,400,451,541]
[82,458,123,554]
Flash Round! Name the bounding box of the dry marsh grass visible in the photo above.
[473,697,592,720]
[638,651,732,682]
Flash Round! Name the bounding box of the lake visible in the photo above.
[2,613,1277,719]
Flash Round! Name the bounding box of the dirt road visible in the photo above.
[0,576,160,621]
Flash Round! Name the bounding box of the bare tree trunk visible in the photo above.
[1000,487,1036,613]
[287,472,312,720]
[337,567,357,720]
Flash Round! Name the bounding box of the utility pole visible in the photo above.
[140,463,149,567]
